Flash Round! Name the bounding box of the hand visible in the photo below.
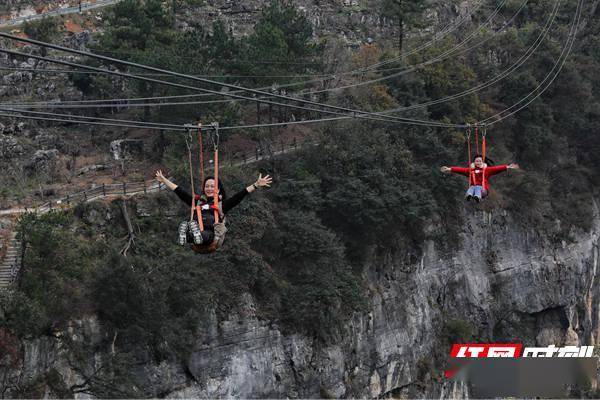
[155,169,166,183]
[440,166,451,173]
[255,173,272,188]
[156,170,177,190]
[508,163,520,169]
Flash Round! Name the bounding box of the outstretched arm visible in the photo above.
[155,170,177,191]
[155,170,194,205]
[223,174,273,213]
[441,166,470,177]
[486,163,519,177]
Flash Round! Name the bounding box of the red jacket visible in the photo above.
[450,165,508,191]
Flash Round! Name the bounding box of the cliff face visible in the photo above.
[4,203,598,398]
[0,0,465,43]
[175,204,600,398]
[182,0,475,46]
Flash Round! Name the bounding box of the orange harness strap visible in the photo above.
[211,123,220,225]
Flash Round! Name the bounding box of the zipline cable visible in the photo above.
[0,107,184,129]
[383,0,560,114]
[0,46,463,128]
[0,0,575,136]
[0,110,348,131]
[4,0,552,122]
[0,0,498,108]
[0,32,470,128]
[479,0,584,125]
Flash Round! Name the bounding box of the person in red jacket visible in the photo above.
[440,155,519,202]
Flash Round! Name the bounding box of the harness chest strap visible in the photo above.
[194,200,224,221]
[195,204,204,230]
[468,166,488,188]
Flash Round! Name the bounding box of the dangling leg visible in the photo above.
[213,222,227,247]
[188,221,216,245]
[178,221,188,245]
[465,186,476,201]
[188,220,204,245]
[473,186,484,202]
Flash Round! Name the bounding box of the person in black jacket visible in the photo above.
[155,170,272,245]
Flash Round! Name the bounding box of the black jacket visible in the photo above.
[174,186,249,230]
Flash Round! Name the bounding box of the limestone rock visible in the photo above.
[62,31,91,50]
[25,149,59,177]
[0,134,23,159]
[110,139,144,160]
[2,71,33,85]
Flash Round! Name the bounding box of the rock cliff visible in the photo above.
[2,203,598,398]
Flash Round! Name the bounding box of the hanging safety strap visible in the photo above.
[481,125,487,162]
[211,123,220,225]
[481,125,488,190]
[198,122,205,186]
[195,122,205,231]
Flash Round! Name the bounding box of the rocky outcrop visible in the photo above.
[24,149,59,177]
[109,139,144,161]
[0,134,24,159]
[62,30,91,50]
[182,0,476,47]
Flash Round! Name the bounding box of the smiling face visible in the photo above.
[204,179,217,197]
[474,156,484,168]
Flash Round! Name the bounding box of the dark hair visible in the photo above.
[473,154,495,166]
[202,176,227,200]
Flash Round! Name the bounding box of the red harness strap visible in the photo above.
[481,126,488,190]
[195,123,205,231]
[198,123,205,186]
